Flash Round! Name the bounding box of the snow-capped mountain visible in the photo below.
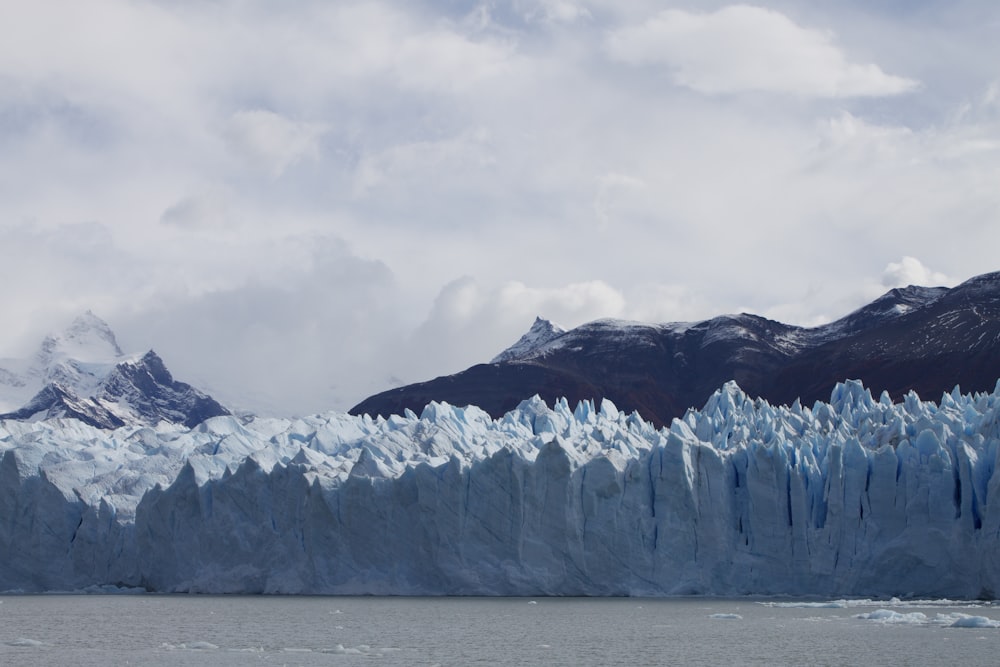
[4,379,1000,596]
[490,316,567,364]
[351,272,1000,426]
[0,310,124,412]
[0,313,229,428]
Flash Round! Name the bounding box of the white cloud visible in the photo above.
[1,0,999,416]
[352,129,496,196]
[160,189,232,229]
[881,257,954,289]
[401,278,626,381]
[0,221,150,354]
[112,235,401,415]
[605,5,919,97]
[391,26,518,92]
[224,110,327,178]
[593,172,647,228]
[820,112,913,152]
[623,283,710,324]
[521,0,593,24]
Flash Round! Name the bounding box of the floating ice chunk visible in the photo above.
[6,638,44,647]
[323,644,366,655]
[759,600,849,608]
[855,610,929,624]
[944,614,1000,628]
[855,610,1000,628]
[840,598,987,609]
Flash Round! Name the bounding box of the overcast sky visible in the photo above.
[2,0,999,415]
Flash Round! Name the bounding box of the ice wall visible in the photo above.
[4,380,1000,597]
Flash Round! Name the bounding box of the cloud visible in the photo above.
[0,221,149,354]
[593,172,647,228]
[1,0,999,417]
[160,190,232,229]
[112,235,401,415]
[352,129,496,197]
[401,277,626,381]
[623,283,710,324]
[224,110,327,178]
[520,0,593,24]
[391,25,518,92]
[605,5,920,97]
[881,257,954,289]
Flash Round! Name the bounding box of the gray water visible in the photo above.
[1,595,999,666]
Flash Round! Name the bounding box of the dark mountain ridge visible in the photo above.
[351,272,1000,427]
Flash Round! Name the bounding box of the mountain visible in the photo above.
[490,316,567,364]
[4,379,1000,596]
[350,273,1000,426]
[0,312,229,428]
[0,310,124,412]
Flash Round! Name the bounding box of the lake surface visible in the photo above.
[1,595,999,666]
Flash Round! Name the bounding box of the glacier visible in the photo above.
[3,379,1000,597]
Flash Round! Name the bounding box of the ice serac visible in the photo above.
[5,380,1000,596]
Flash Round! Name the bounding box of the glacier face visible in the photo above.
[3,379,1000,597]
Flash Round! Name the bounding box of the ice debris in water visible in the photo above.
[6,379,1000,596]
[161,641,219,650]
[759,598,992,609]
[948,615,1000,629]
[855,611,1000,628]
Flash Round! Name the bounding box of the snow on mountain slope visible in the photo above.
[4,379,1000,596]
[815,285,949,342]
[0,313,229,428]
[0,311,124,412]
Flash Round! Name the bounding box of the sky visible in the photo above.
[1,0,999,416]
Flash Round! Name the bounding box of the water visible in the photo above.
[1,595,999,666]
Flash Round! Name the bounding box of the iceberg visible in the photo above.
[3,379,1000,596]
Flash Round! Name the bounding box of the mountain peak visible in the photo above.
[491,317,567,364]
[66,311,123,356]
[1,316,229,428]
[37,311,124,367]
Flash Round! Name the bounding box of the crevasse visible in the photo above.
[3,378,1000,596]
